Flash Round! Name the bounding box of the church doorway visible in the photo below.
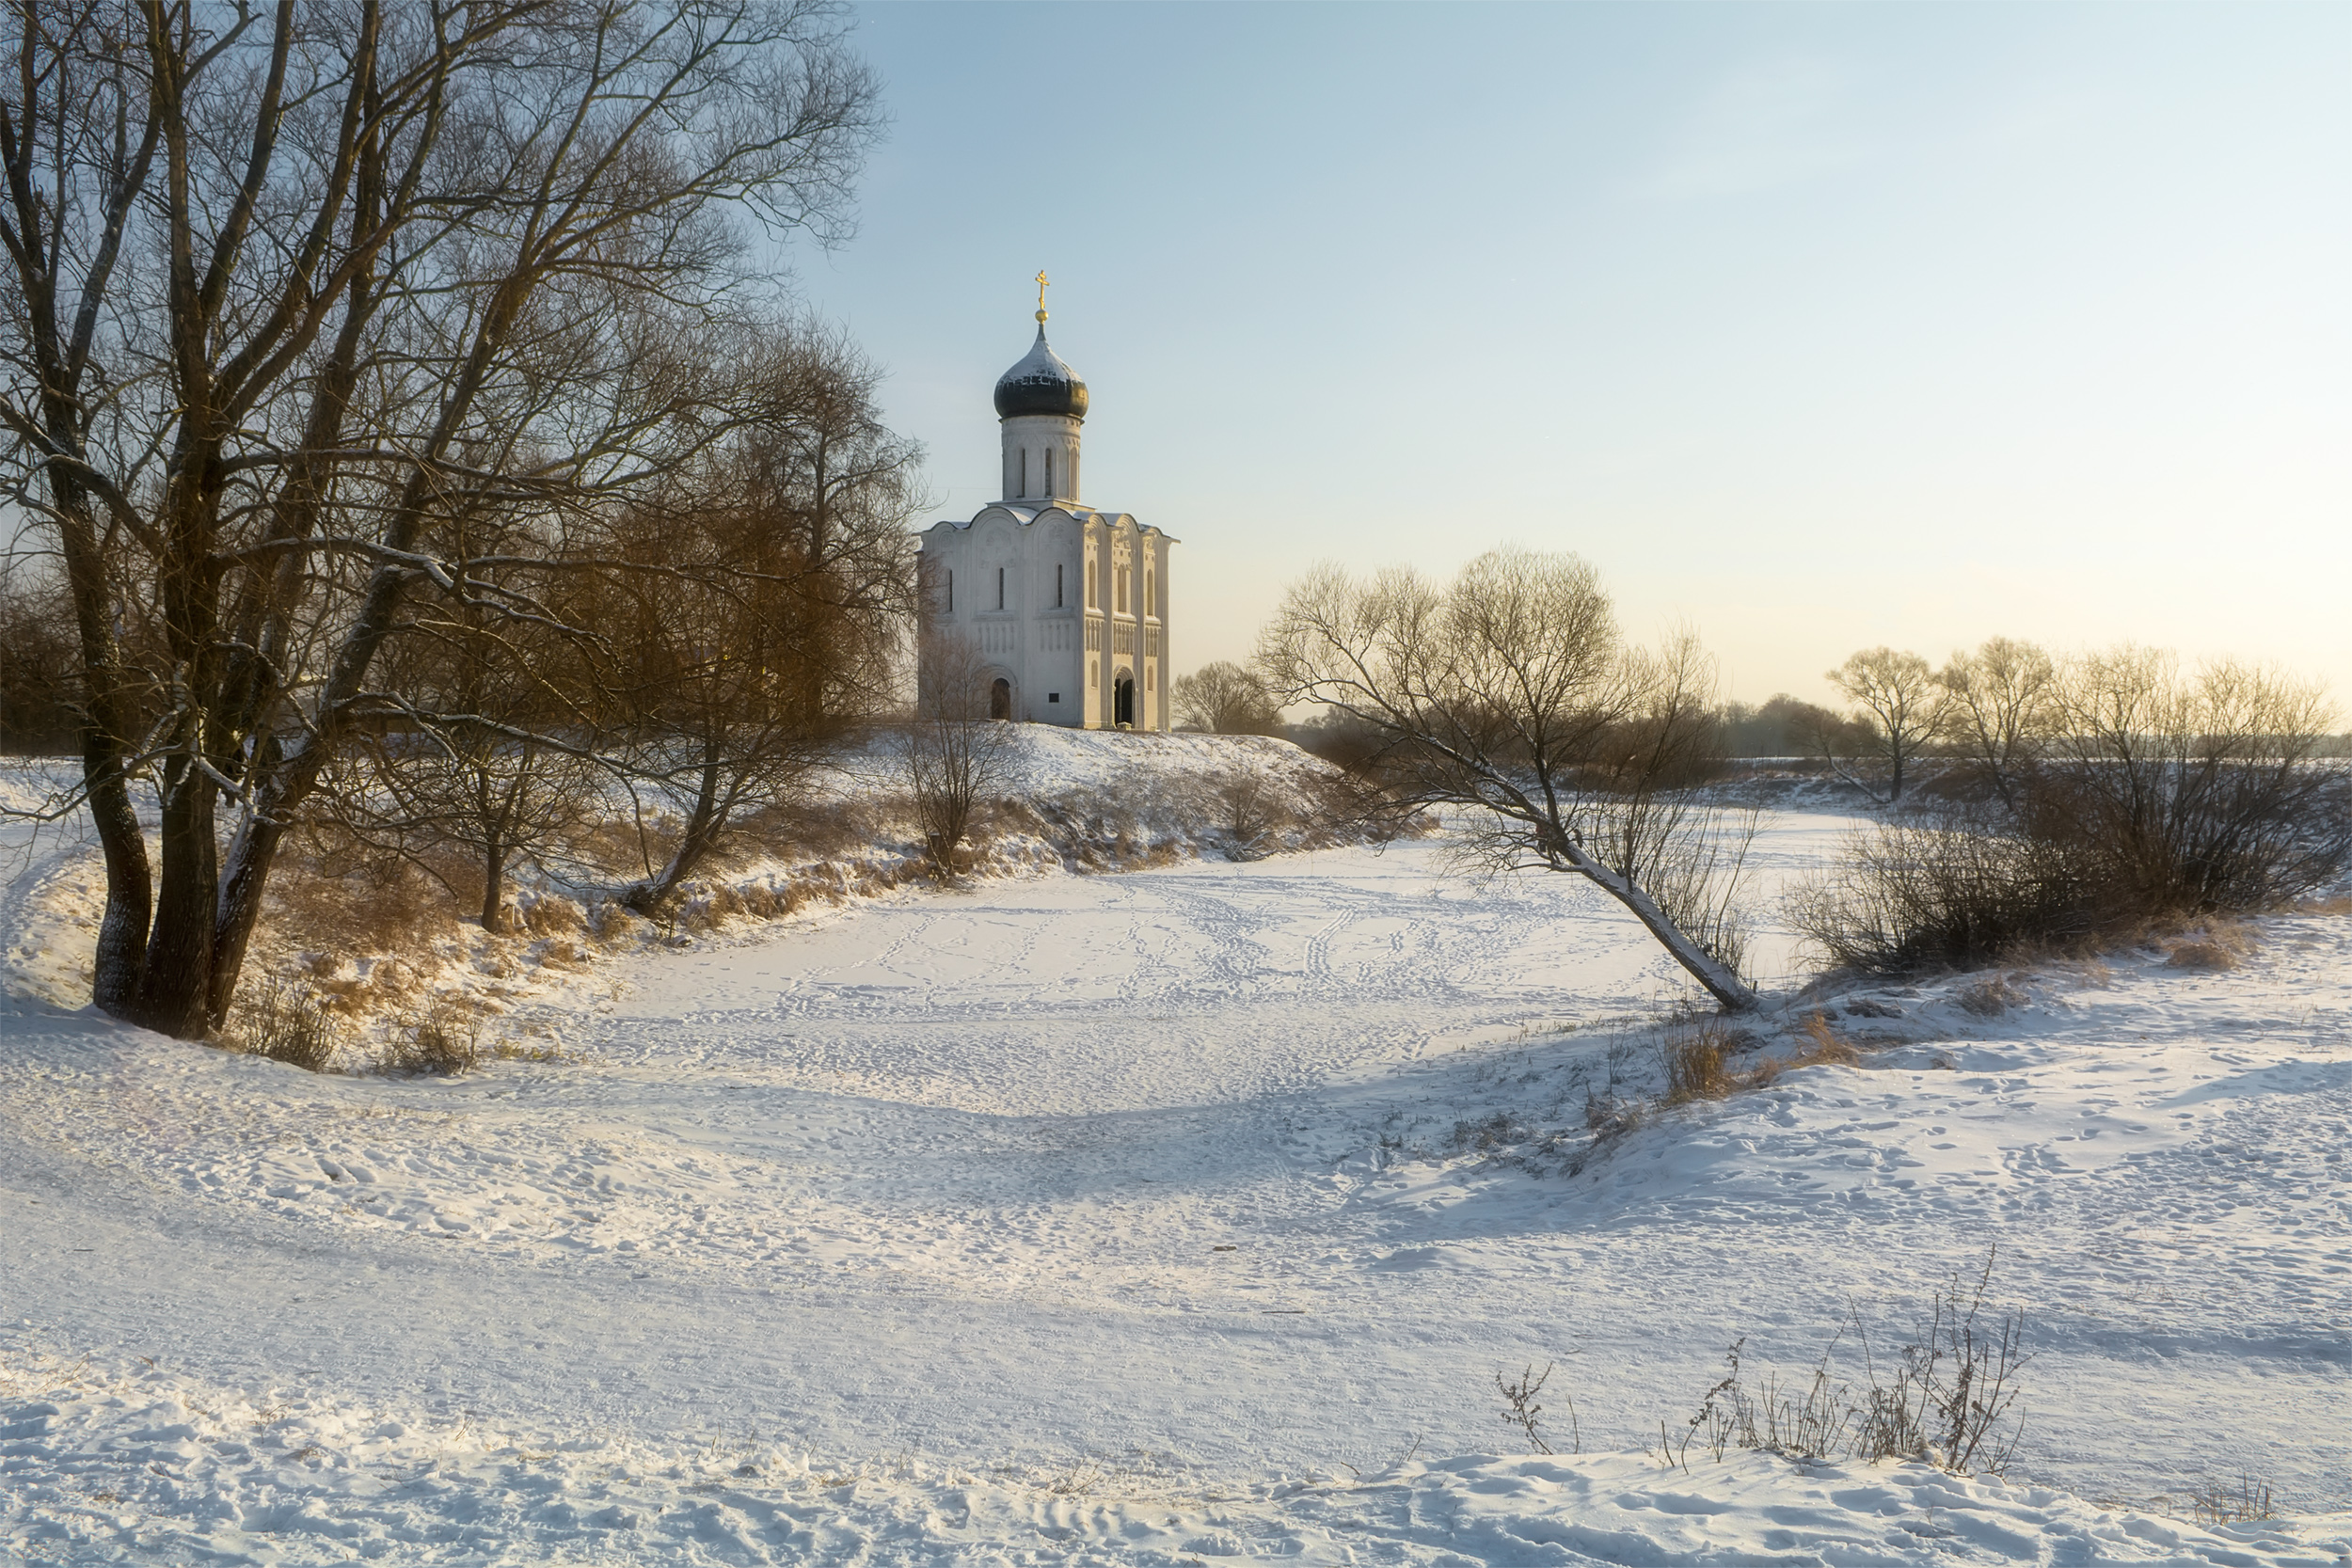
[1114,673,1135,728]
[990,677,1012,721]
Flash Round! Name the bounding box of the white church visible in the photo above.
[917,288,1174,731]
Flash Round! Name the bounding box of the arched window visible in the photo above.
[1056,562,1065,608]
[996,565,1006,610]
[1145,570,1154,618]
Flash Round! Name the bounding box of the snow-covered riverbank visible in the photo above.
[4,807,2348,1563]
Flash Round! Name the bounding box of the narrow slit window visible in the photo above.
[1019,450,1027,496]
[996,565,1006,610]
[946,569,953,613]
[1044,448,1054,496]
[1057,563,1065,608]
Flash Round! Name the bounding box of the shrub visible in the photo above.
[1661,1248,2030,1478]
[219,980,343,1072]
[1793,651,2348,981]
[378,1000,483,1075]
[1790,809,2101,976]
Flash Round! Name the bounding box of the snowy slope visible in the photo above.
[3,808,2349,1562]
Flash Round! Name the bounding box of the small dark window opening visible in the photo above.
[946,569,953,613]
[1056,563,1064,608]
[1047,692,1061,704]
[1019,450,1027,496]
[996,565,1005,610]
[1044,448,1054,495]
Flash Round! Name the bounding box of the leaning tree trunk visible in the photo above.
[1559,840,1758,1012]
[624,736,729,915]
[482,835,509,933]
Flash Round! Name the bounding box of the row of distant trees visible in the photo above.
[0,0,916,1040]
[1179,641,2350,807]
[1168,559,2345,1009]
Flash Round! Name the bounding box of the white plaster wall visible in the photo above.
[918,496,1168,732]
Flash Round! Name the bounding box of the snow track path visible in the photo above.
[5,831,2350,1563]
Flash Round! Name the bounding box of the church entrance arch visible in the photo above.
[990,677,1012,721]
[1114,672,1135,728]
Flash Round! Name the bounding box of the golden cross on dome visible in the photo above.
[1035,270,1050,322]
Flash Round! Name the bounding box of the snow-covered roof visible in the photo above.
[993,325,1089,420]
[923,505,1171,543]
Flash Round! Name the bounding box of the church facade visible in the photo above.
[917,300,1174,731]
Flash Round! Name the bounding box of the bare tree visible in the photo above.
[0,556,80,752]
[1935,637,2054,812]
[1722,693,1867,760]
[325,594,603,933]
[606,336,920,914]
[899,630,1010,879]
[2037,647,2345,912]
[1824,648,1942,803]
[1170,660,1282,735]
[1,0,882,1036]
[1256,548,1759,1011]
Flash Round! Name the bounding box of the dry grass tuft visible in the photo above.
[519,895,585,936]
[2185,1473,2275,1526]
[1661,1024,1736,1104]
[2285,894,2352,916]
[1958,974,2029,1017]
[1741,1014,1861,1091]
[2163,919,2253,973]
[1793,1011,1861,1069]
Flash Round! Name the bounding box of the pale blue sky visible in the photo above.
[786,3,2352,707]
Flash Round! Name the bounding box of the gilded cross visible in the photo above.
[1035,270,1050,320]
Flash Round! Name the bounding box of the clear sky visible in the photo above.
[783,3,2352,710]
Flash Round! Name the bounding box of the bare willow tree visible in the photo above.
[1170,660,1283,736]
[2035,647,2345,912]
[899,629,1009,879]
[1256,547,1759,1011]
[1823,647,1943,803]
[326,586,603,933]
[604,328,920,913]
[1934,637,2055,811]
[1,0,882,1036]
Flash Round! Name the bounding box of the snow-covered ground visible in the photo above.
[3,775,2349,1562]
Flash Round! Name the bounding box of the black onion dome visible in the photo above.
[993,325,1089,420]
